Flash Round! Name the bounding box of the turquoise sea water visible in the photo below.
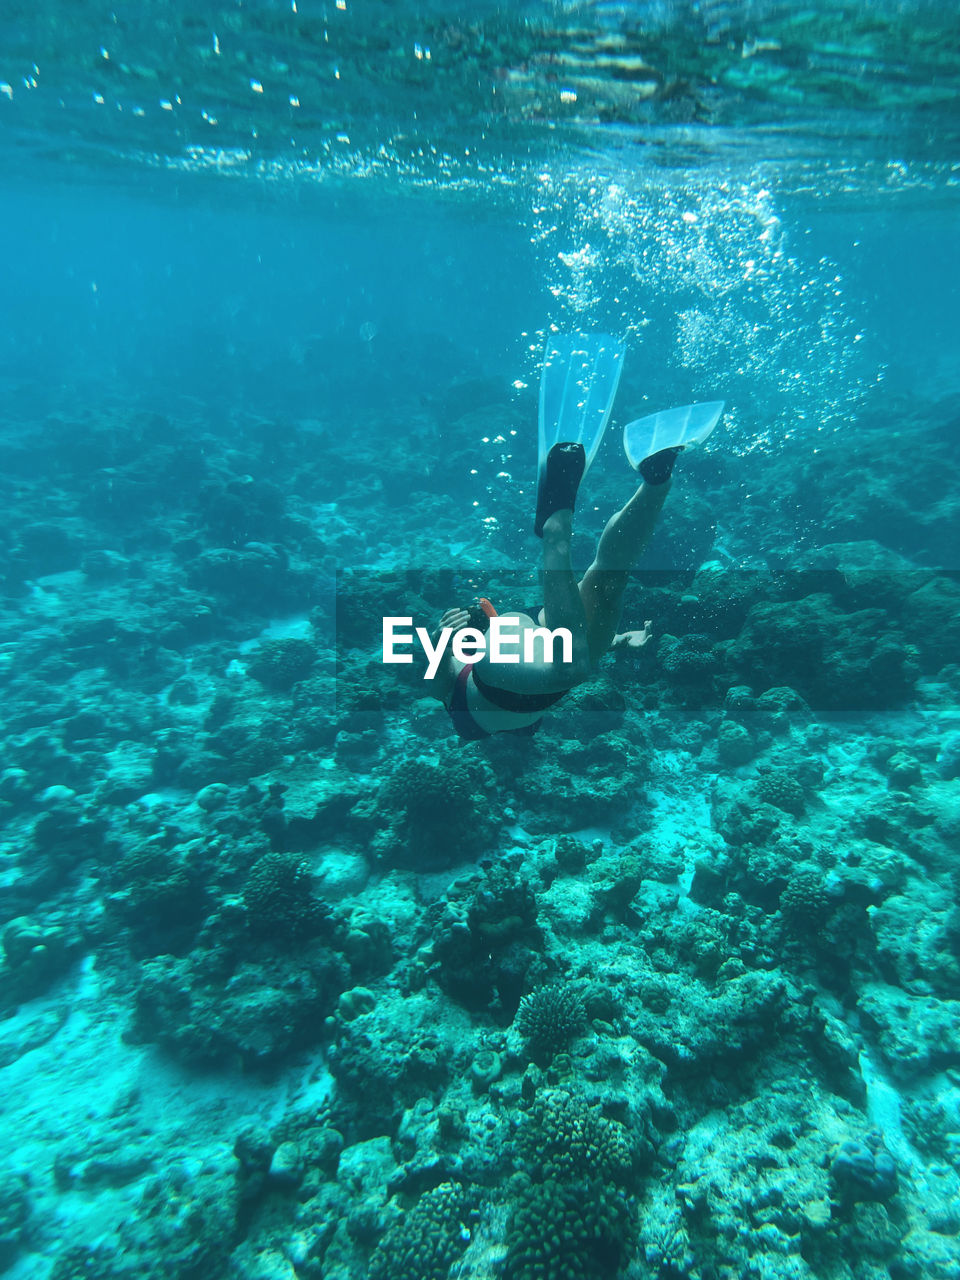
[1,3,959,1278]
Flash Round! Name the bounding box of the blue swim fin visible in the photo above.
[535,334,625,535]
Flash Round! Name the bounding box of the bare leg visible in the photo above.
[579,479,670,663]
[540,509,590,673]
[474,508,591,694]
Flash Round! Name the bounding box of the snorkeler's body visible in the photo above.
[428,444,678,740]
[424,337,723,742]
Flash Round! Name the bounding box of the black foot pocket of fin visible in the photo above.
[534,442,586,538]
[638,445,683,486]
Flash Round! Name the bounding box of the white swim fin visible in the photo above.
[535,333,626,535]
[623,400,724,470]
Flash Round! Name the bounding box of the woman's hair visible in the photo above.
[463,603,492,635]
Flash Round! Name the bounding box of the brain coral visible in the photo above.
[242,852,320,938]
[753,771,805,817]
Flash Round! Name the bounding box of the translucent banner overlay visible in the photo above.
[332,567,960,719]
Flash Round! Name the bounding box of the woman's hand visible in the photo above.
[438,607,470,629]
[433,607,470,643]
[611,620,654,650]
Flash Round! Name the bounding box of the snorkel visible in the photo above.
[464,597,497,633]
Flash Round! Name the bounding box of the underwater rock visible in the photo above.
[436,375,512,426]
[198,477,287,546]
[314,849,369,901]
[116,1160,237,1279]
[228,1245,299,1280]
[328,993,456,1140]
[48,1245,130,1280]
[430,861,541,1013]
[246,638,316,691]
[869,883,960,997]
[81,548,129,579]
[668,1081,859,1276]
[712,791,781,851]
[688,854,731,910]
[332,1136,397,1240]
[1,914,73,1003]
[807,998,867,1106]
[798,541,932,612]
[195,782,231,812]
[267,1140,303,1188]
[854,790,938,861]
[937,730,960,780]
[858,981,960,1079]
[753,684,812,732]
[2,914,67,969]
[14,521,79,576]
[468,1047,503,1094]
[561,674,628,735]
[132,943,347,1068]
[187,545,312,610]
[199,710,288,783]
[338,904,395,977]
[659,631,721,685]
[588,853,647,924]
[729,595,919,711]
[632,970,790,1074]
[510,730,646,832]
[0,1172,30,1270]
[717,717,756,765]
[0,1006,68,1068]
[264,765,367,852]
[906,576,960,672]
[884,750,923,789]
[241,852,324,940]
[32,798,106,867]
[688,565,782,636]
[374,752,500,871]
[552,835,590,873]
[0,767,32,807]
[107,841,208,958]
[53,1144,154,1191]
[337,985,377,1022]
[233,1126,275,1184]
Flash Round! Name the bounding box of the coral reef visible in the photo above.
[2,353,960,1280]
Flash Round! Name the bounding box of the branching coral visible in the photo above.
[504,1174,631,1280]
[368,1182,469,1280]
[517,1090,633,1186]
[515,984,586,1064]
